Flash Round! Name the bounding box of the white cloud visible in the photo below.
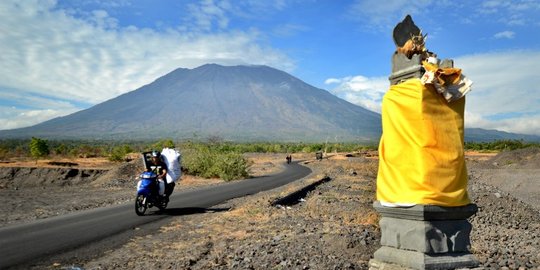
[324,78,341,84]
[183,0,290,32]
[494,30,515,39]
[465,111,540,136]
[186,0,230,31]
[0,106,79,131]
[325,75,388,113]
[0,0,294,130]
[479,0,540,25]
[456,50,540,135]
[349,0,539,34]
[0,89,82,130]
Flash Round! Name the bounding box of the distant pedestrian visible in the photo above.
[316,151,323,161]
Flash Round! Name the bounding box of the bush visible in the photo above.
[214,152,250,181]
[109,145,133,162]
[53,143,68,156]
[0,146,8,160]
[182,146,213,177]
[182,144,250,181]
[29,137,49,160]
[152,139,175,150]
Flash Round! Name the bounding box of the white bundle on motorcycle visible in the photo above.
[161,148,182,184]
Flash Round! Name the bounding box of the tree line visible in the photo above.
[0,138,378,161]
[1,138,537,181]
[464,139,539,151]
[1,138,538,161]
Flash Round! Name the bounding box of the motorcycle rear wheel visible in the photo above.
[135,194,148,216]
[157,196,168,211]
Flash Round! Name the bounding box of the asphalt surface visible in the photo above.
[0,162,311,269]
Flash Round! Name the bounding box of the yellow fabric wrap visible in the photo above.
[376,78,470,207]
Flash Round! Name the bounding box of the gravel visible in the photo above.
[1,150,539,270]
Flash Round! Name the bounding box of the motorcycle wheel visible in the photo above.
[135,194,147,216]
[157,196,168,211]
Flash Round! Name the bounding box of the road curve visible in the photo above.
[0,161,311,269]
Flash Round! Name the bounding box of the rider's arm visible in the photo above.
[158,162,168,179]
[160,169,167,179]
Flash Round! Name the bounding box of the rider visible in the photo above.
[147,150,168,200]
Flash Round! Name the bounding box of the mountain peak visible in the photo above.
[194,63,279,73]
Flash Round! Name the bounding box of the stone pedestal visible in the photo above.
[369,201,479,270]
[388,53,423,85]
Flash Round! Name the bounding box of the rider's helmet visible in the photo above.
[151,150,160,158]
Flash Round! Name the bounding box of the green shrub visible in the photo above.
[152,139,175,150]
[53,144,68,156]
[182,146,213,177]
[182,144,250,181]
[29,137,49,160]
[214,152,250,181]
[109,145,133,162]
[0,146,8,160]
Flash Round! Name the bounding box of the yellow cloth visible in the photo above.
[376,78,470,207]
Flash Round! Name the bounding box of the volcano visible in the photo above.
[1,64,382,142]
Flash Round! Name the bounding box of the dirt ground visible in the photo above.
[1,149,540,269]
[0,153,283,227]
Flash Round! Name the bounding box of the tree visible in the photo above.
[29,137,49,161]
[109,144,133,162]
[54,143,68,156]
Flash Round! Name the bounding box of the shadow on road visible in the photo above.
[152,207,231,216]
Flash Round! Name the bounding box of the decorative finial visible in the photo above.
[393,15,428,59]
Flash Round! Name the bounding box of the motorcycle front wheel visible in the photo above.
[135,194,148,216]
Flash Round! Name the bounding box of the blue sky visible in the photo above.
[1,0,540,135]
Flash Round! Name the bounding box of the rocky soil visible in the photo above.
[1,149,540,270]
[467,148,540,270]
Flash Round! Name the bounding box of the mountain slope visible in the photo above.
[1,64,382,142]
[464,128,540,142]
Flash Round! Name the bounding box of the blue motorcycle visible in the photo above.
[135,171,167,216]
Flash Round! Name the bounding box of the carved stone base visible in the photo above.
[371,247,479,270]
[369,258,413,270]
[372,201,479,270]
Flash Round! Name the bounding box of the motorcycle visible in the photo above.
[135,150,170,216]
[135,171,168,215]
[135,149,181,216]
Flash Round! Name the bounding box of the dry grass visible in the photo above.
[297,153,380,228]
[224,204,272,223]
[179,175,222,187]
[244,153,286,177]
[465,150,498,161]
[0,157,116,169]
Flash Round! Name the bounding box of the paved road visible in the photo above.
[0,162,311,269]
